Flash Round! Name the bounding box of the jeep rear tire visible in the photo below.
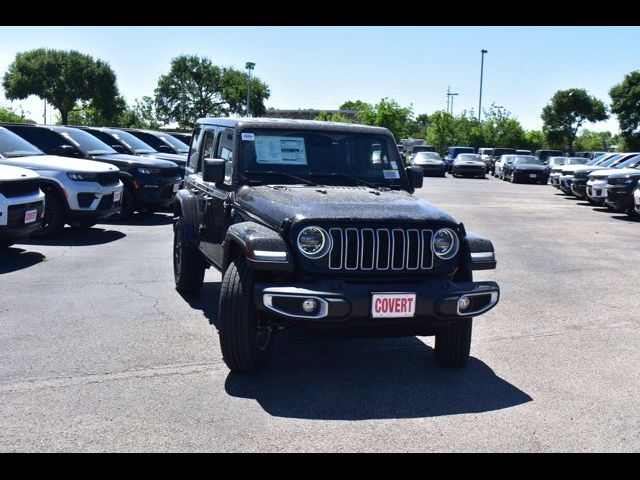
[33,193,65,238]
[218,257,273,373]
[435,318,472,367]
[173,216,205,293]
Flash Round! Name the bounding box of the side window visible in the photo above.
[90,130,117,146]
[9,128,64,154]
[198,129,218,174]
[134,132,163,151]
[217,129,234,185]
[188,127,203,171]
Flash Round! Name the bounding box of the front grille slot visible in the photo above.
[0,179,39,198]
[327,227,435,272]
[96,172,120,186]
[162,167,180,178]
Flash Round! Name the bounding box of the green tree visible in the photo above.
[2,48,120,125]
[425,111,457,155]
[573,129,614,152]
[314,111,351,123]
[609,71,640,150]
[154,55,270,129]
[481,105,526,148]
[406,113,429,138]
[352,98,413,140]
[523,130,545,152]
[0,104,33,123]
[541,88,608,153]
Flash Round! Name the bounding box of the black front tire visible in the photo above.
[173,217,206,293]
[33,193,65,238]
[435,318,473,367]
[218,257,273,373]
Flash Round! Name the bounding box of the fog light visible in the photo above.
[302,299,318,313]
[458,296,471,312]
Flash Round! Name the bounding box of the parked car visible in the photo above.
[166,131,192,147]
[173,118,500,372]
[407,145,437,163]
[634,185,640,215]
[585,153,640,205]
[493,154,513,179]
[0,126,123,235]
[501,155,550,183]
[444,146,475,173]
[487,148,516,174]
[604,166,640,216]
[515,149,532,156]
[535,149,564,164]
[0,164,45,247]
[558,154,619,194]
[570,153,628,198]
[478,148,493,171]
[410,151,446,177]
[451,153,485,178]
[119,129,189,155]
[78,127,187,177]
[549,157,588,188]
[3,124,181,219]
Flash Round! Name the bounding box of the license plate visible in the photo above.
[113,190,122,203]
[173,183,180,193]
[371,293,416,318]
[24,209,38,224]
[529,174,537,178]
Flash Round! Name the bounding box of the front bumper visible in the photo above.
[586,179,607,203]
[635,188,640,214]
[134,176,182,208]
[605,185,635,211]
[415,164,445,175]
[513,170,548,182]
[453,165,485,176]
[571,179,588,198]
[549,174,562,187]
[0,193,45,241]
[559,176,574,193]
[255,279,500,331]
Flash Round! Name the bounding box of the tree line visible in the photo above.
[1,47,639,154]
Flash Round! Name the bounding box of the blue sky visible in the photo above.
[1,26,638,132]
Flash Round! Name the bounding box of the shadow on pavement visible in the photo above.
[0,247,45,274]
[224,331,532,420]
[19,227,126,247]
[100,212,173,226]
[179,281,222,328]
[611,214,639,222]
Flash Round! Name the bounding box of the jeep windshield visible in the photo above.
[0,128,45,158]
[157,134,189,154]
[240,130,407,189]
[110,131,157,154]
[59,129,117,156]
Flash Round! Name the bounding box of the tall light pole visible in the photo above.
[245,61,255,117]
[478,49,488,121]
[446,86,459,114]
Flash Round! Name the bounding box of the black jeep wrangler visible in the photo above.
[173,118,500,372]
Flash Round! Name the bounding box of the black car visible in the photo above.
[167,131,193,147]
[3,124,182,218]
[119,129,189,156]
[173,118,500,372]
[78,126,187,177]
[409,151,446,176]
[501,155,550,183]
[604,167,640,215]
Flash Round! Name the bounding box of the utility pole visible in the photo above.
[245,62,255,117]
[446,87,459,115]
[479,49,488,121]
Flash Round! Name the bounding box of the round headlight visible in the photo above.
[432,228,459,260]
[297,226,331,259]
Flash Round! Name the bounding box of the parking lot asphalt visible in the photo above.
[1,176,639,452]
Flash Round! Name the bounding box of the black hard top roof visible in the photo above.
[195,117,392,135]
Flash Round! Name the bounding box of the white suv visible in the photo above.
[0,164,45,247]
[0,126,123,236]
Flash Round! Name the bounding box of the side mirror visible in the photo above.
[202,158,226,184]
[56,144,78,157]
[158,144,173,153]
[111,144,127,154]
[406,166,424,189]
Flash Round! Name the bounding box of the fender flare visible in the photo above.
[173,189,200,248]
[464,231,496,270]
[224,221,293,272]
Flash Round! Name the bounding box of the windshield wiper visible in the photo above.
[308,172,389,190]
[245,170,317,186]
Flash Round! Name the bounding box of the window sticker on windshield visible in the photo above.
[390,161,398,169]
[383,170,400,180]
[255,136,307,165]
[241,133,255,141]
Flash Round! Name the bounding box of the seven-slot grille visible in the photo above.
[96,171,120,186]
[162,167,180,178]
[0,179,40,198]
[327,228,434,271]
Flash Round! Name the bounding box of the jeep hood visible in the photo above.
[0,155,118,173]
[89,153,178,169]
[235,185,458,227]
[591,168,639,179]
[0,164,40,180]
